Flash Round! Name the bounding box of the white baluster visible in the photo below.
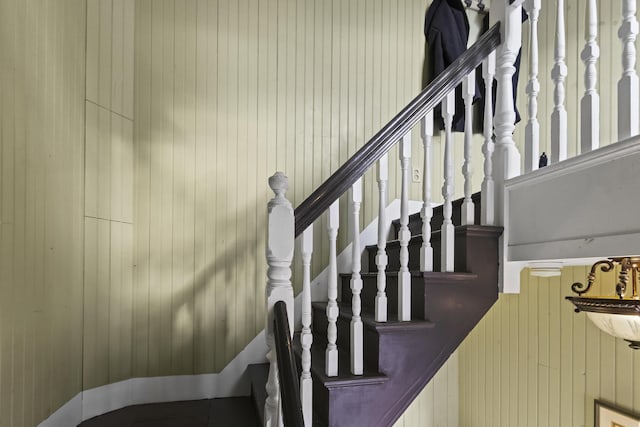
[441,91,455,272]
[493,2,522,226]
[420,112,434,272]
[350,179,363,375]
[618,0,639,140]
[524,0,541,172]
[461,71,475,225]
[398,133,412,321]
[300,225,313,426]
[325,200,339,377]
[581,0,599,153]
[551,0,568,163]
[265,172,295,427]
[375,155,389,322]
[481,52,496,226]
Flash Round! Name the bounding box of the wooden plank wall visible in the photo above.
[0,0,86,425]
[132,0,466,379]
[394,352,459,427]
[83,0,136,391]
[459,266,640,427]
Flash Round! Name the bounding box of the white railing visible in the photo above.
[263,0,640,423]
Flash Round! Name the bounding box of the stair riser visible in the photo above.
[392,193,481,239]
[311,304,380,373]
[367,234,446,273]
[340,274,432,320]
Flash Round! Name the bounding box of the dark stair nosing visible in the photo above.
[312,301,436,333]
[293,334,389,389]
[347,271,478,281]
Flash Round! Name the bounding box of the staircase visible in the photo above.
[254,14,508,426]
[250,195,501,427]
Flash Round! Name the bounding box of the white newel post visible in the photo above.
[441,90,456,272]
[265,172,295,427]
[398,133,412,321]
[350,179,363,375]
[481,52,496,226]
[618,0,639,140]
[581,0,599,153]
[461,71,475,225]
[300,225,313,426]
[551,0,568,163]
[375,155,389,322]
[492,2,522,226]
[524,0,540,172]
[325,200,339,377]
[420,112,434,272]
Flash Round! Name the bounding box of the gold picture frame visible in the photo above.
[596,400,640,427]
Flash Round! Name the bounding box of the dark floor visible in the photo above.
[78,396,260,427]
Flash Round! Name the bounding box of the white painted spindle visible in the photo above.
[441,91,455,272]
[398,133,412,321]
[551,0,568,163]
[375,155,389,322]
[265,172,295,427]
[350,179,363,375]
[524,0,541,172]
[493,2,522,226]
[299,225,313,426]
[325,200,339,377]
[461,71,475,225]
[481,52,495,226]
[581,0,599,153]
[618,0,639,140]
[420,112,434,272]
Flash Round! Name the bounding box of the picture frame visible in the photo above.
[595,400,640,427]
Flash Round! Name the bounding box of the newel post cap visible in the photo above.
[269,172,289,197]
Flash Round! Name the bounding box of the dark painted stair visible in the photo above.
[78,396,261,426]
[82,195,500,427]
[250,193,502,426]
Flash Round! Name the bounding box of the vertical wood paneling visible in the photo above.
[133,0,151,377]
[0,0,86,423]
[460,265,640,426]
[133,0,435,378]
[393,352,459,427]
[83,0,135,393]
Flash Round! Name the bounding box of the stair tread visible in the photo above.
[312,301,436,331]
[78,397,260,427]
[365,224,503,251]
[293,334,389,389]
[340,271,478,280]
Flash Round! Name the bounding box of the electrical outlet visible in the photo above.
[412,168,421,183]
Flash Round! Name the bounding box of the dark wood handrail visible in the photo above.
[294,23,501,237]
[273,301,305,427]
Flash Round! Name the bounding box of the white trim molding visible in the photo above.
[501,135,640,293]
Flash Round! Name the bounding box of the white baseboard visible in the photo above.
[39,394,82,427]
[39,199,421,426]
[38,331,267,426]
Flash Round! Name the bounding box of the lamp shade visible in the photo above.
[567,295,640,349]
